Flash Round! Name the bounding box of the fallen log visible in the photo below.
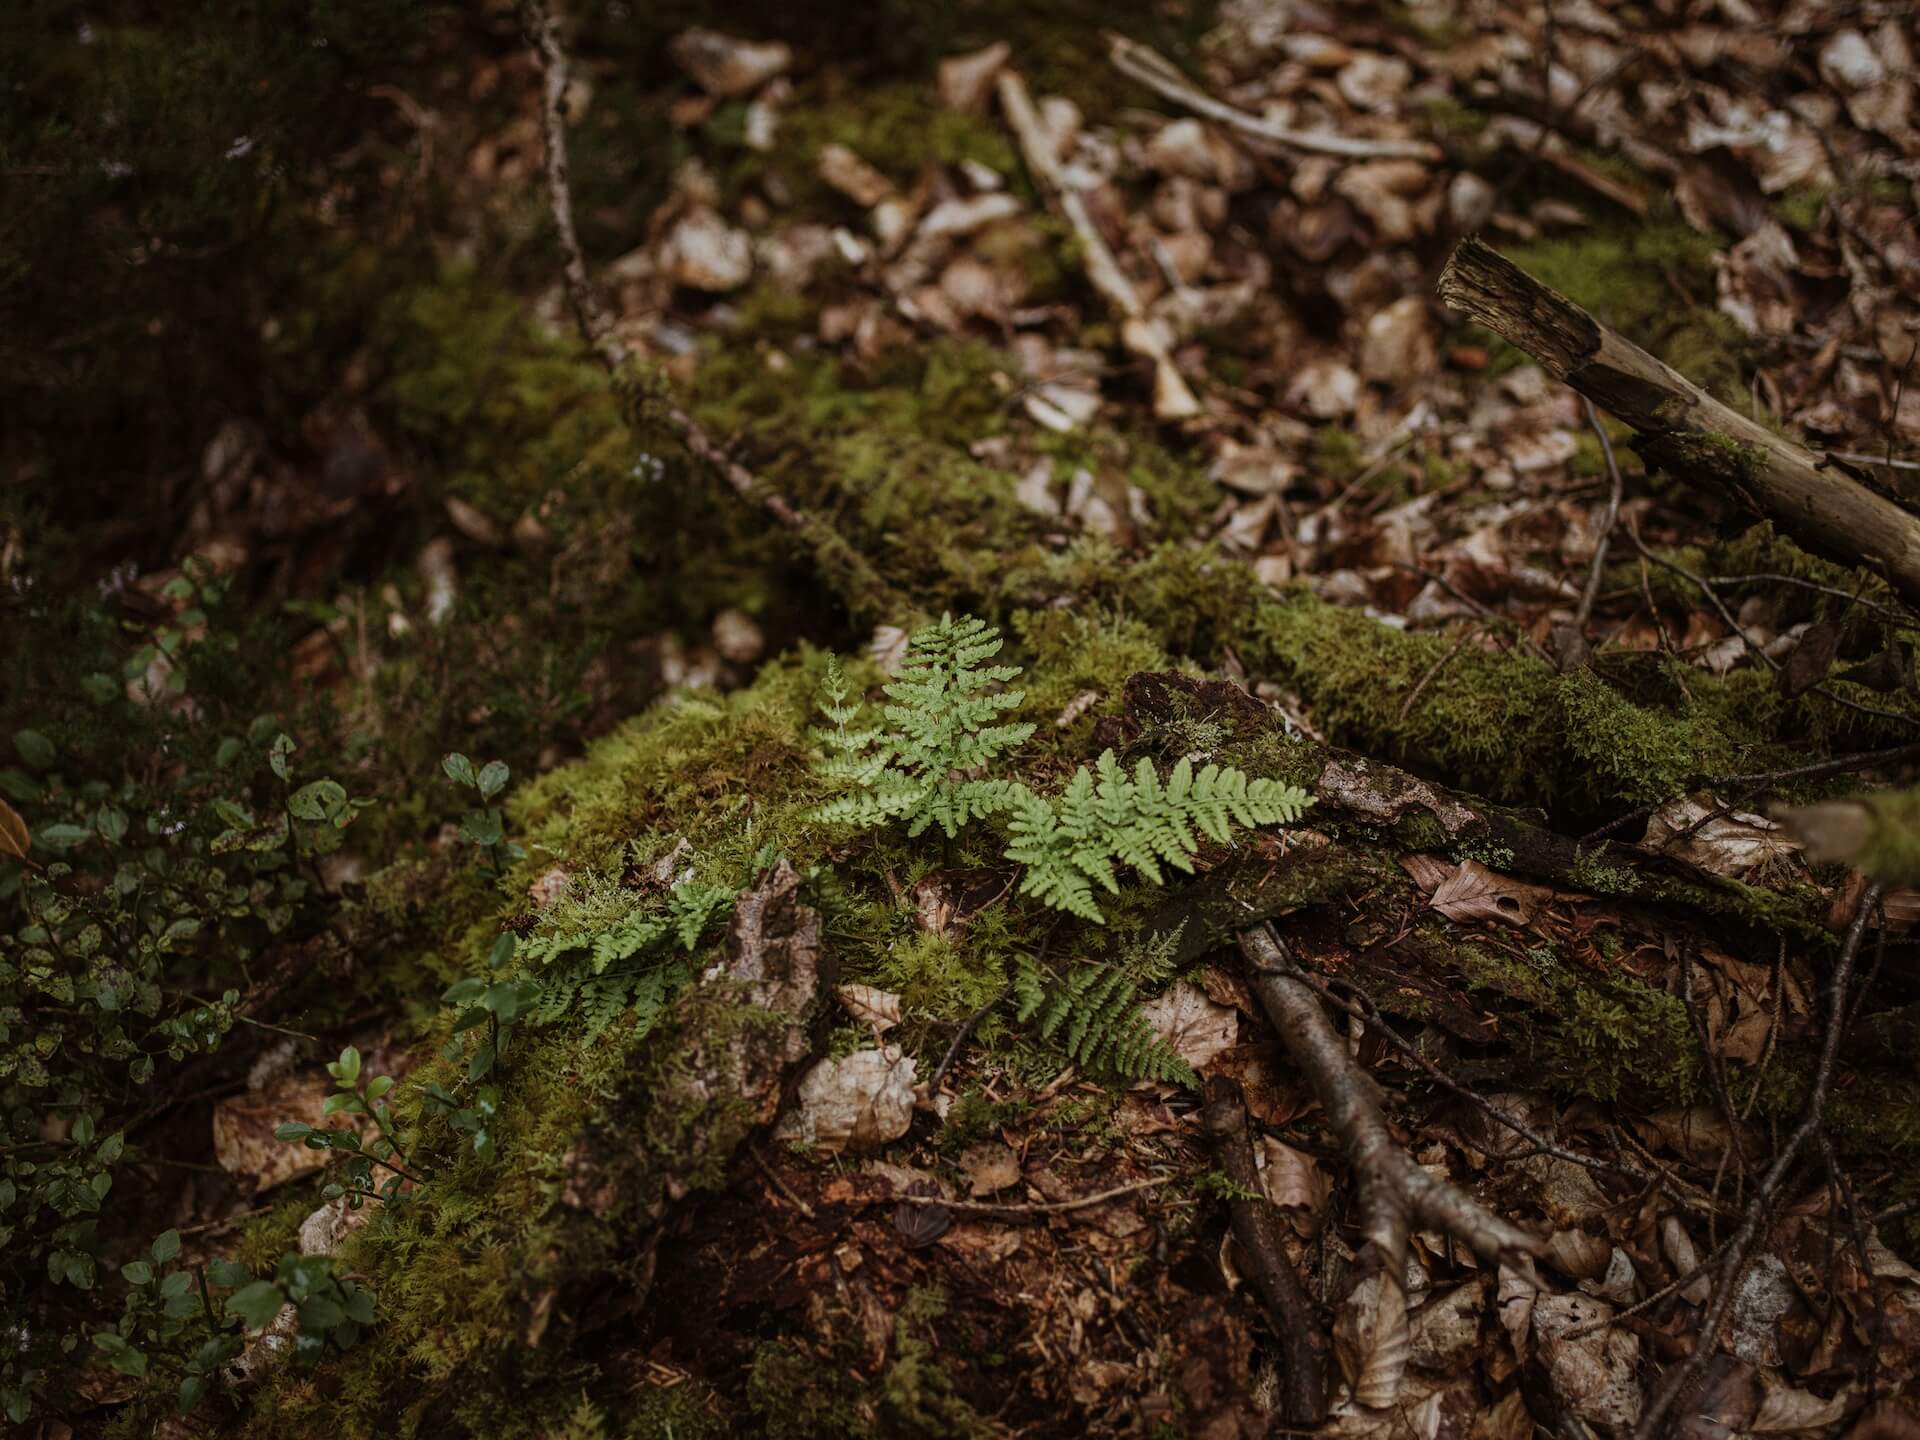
[1436,236,1920,608]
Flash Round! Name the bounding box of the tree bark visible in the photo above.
[1436,236,1920,607]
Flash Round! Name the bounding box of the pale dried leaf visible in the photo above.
[775,1047,918,1154]
[1258,1135,1332,1231]
[838,984,902,1035]
[212,1072,371,1191]
[1139,982,1238,1071]
[669,28,792,98]
[959,1141,1020,1197]
[1644,794,1803,881]
[1531,1292,1642,1430]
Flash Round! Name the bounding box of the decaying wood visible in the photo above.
[1437,236,1920,607]
[1238,924,1540,1409]
[1201,1075,1330,1427]
[996,68,1203,421]
[1107,34,1443,163]
[519,0,904,623]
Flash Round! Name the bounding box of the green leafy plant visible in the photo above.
[2,695,350,1418]
[814,615,1312,921]
[209,723,371,867]
[92,1229,247,1411]
[225,1253,375,1364]
[441,933,542,1083]
[275,1047,429,1208]
[442,752,524,873]
[518,868,737,1043]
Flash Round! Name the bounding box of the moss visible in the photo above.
[1501,215,1750,403]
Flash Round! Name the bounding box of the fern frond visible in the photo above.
[1011,951,1197,1087]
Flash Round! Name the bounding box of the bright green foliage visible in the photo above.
[443,753,525,874]
[276,1047,429,1208]
[1002,751,1310,922]
[816,616,1310,921]
[1010,932,1194,1085]
[816,616,1035,839]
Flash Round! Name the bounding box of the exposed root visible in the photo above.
[1238,923,1540,1409]
[518,0,904,623]
[1202,1075,1330,1426]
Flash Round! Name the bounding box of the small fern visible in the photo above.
[1011,928,1194,1085]
[814,615,1312,921]
[816,615,1034,839]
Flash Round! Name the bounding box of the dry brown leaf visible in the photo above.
[838,984,902,1035]
[1258,1135,1332,1232]
[1427,859,1552,928]
[774,1046,918,1154]
[958,1141,1020,1197]
[1531,1292,1642,1431]
[668,28,792,98]
[212,1072,371,1191]
[1138,982,1238,1072]
[0,796,29,862]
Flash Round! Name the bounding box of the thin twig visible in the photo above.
[1203,1075,1329,1426]
[1397,625,1477,721]
[1631,883,1881,1440]
[749,1142,816,1220]
[517,0,904,622]
[1107,34,1442,162]
[894,1176,1170,1216]
[1574,397,1626,631]
[997,67,1199,420]
[929,983,1013,1095]
[1626,526,1920,728]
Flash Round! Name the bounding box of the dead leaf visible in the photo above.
[668,28,792,98]
[1644,795,1803,882]
[212,1071,372,1191]
[775,1047,918,1153]
[1139,982,1238,1072]
[1258,1135,1332,1232]
[1531,1292,1642,1431]
[838,984,902,1034]
[0,796,28,861]
[959,1141,1020,1196]
[1427,859,1552,928]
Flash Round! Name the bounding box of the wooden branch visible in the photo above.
[1202,1075,1330,1426]
[1239,924,1539,1410]
[996,69,1202,421]
[518,0,905,624]
[1108,34,1443,163]
[1436,236,1920,607]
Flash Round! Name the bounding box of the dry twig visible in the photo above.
[1239,923,1539,1408]
[1630,884,1881,1440]
[1108,34,1442,163]
[1202,1075,1329,1426]
[518,0,903,622]
[997,67,1200,421]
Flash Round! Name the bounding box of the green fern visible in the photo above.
[815,616,1312,921]
[1011,930,1194,1085]
[815,616,1035,839]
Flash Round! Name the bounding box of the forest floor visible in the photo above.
[6,1,1920,1437]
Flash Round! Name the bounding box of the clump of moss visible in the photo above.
[1501,214,1750,403]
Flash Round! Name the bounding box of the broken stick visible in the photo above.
[519,0,904,624]
[1238,923,1539,1410]
[996,69,1202,421]
[1436,236,1920,607]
